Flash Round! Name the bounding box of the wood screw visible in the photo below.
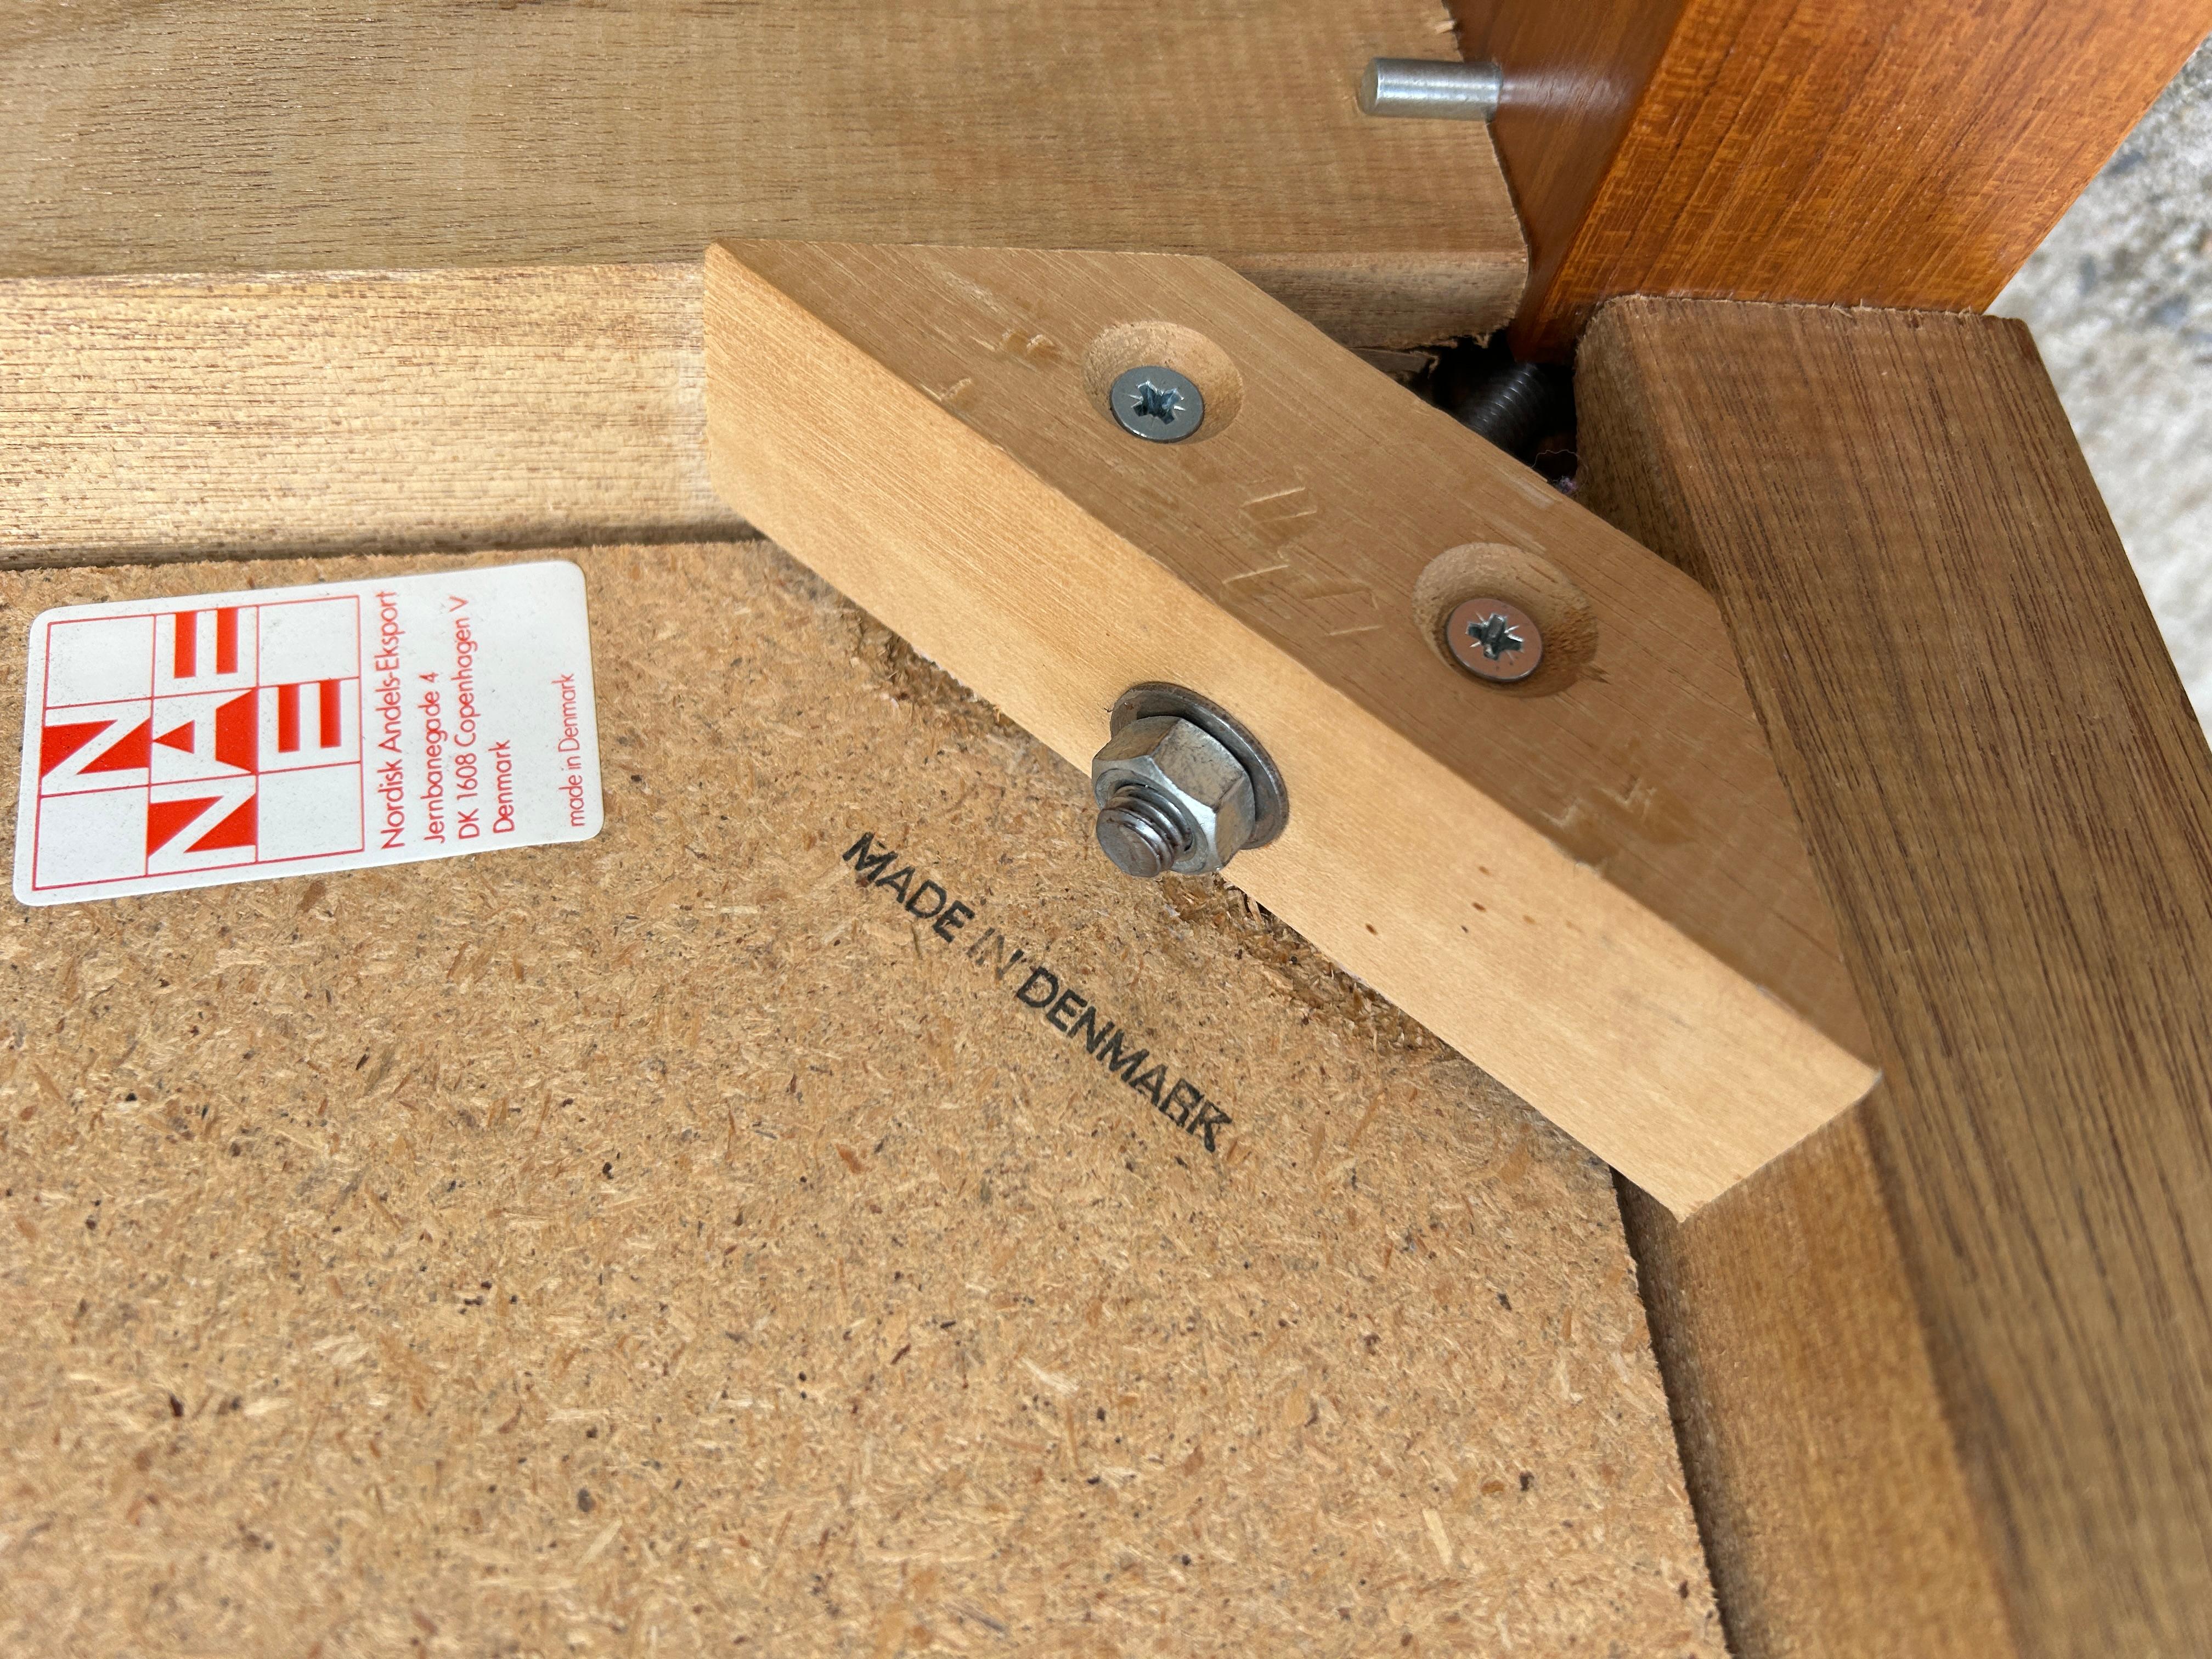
[1446,597,1543,683]
[1109,365,1205,443]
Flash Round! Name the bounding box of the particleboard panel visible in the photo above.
[0,0,1524,349]
[1580,298,2212,1658]
[704,240,1876,1218]
[0,265,747,568]
[0,543,1722,1657]
[1451,0,2212,354]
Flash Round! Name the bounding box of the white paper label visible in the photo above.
[13,561,602,906]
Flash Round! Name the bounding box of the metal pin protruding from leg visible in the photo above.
[1359,59,1504,122]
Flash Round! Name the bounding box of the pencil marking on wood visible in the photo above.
[1240,486,1323,548]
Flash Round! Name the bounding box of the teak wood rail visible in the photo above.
[1583,300,2212,1659]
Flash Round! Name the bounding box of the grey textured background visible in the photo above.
[1994,39,2212,726]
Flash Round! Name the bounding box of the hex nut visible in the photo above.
[1090,715,1257,876]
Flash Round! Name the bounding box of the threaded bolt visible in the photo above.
[1088,688,1288,882]
[1094,781,1200,879]
[1451,361,1553,454]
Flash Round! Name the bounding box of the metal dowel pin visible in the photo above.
[1359,59,1504,122]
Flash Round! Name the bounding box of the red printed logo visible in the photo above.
[27,598,365,892]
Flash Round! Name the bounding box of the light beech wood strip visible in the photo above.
[0,264,746,566]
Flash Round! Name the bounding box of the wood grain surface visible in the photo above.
[0,541,1723,1657]
[0,267,1446,572]
[0,265,746,567]
[1452,0,2212,353]
[1579,297,2212,1657]
[703,240,1877,1216]
[0,0,1524,348]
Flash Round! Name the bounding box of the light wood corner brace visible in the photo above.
[701,239,1877,1215]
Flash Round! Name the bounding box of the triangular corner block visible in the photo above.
[702,239,1878,1215]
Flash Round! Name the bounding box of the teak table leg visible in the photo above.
[1579,298,2212,1658]
[1456,0,2212,356]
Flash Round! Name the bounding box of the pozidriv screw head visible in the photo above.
[1109,364,1205,443]
[1446,597,1543,683]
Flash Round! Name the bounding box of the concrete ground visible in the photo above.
[1994,40,2212,727]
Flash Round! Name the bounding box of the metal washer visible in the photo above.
[1108,682,1288,848]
